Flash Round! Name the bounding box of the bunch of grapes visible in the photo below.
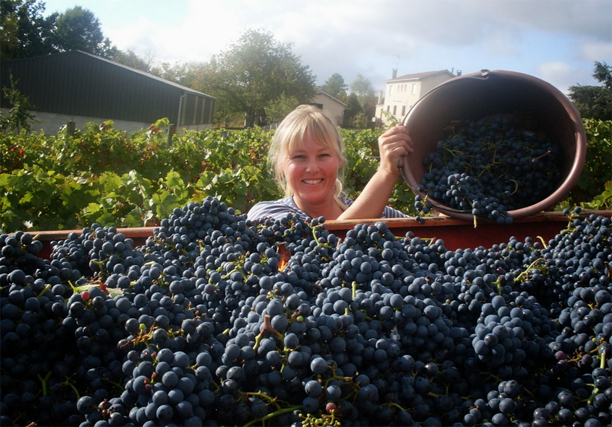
[415,115,562,224]
[1,199,610,426]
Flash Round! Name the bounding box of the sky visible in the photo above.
[41,0,612,95]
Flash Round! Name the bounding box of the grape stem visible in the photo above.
[253,314,283,350]
[382,401,409,412]
[587,386,600,405]
[531,150,551,162]
[36,283,52,299]
[60,377,81,400]
[242,390,283,411]
[506,179,519,195]
[514,257,545,283]
[221,265,247,280]
[300,410,343,427]
[536,236,548,249]
[243,404,302,427]
[37,371,52,396]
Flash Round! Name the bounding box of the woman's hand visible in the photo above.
[337,124,414,220]
[377,124,414,177]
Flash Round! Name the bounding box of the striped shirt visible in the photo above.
[246,196,408,222]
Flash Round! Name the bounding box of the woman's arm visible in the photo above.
[337,124,413,220]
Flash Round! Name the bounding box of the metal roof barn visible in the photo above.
[0,50,215,132]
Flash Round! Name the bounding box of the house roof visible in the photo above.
[388,70,455,83]
[3,50,214,99]
[315,90,347,107]
[1,50,216,126]
[78,51,215,99]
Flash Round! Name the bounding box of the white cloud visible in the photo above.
[481,31,522,58]
[536,61,595,94]
[105,1,249,64]
[581,41,612,62]
[105,17,159,54]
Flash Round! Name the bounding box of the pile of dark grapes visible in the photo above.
[414,115,562,224]
[1,198,611,427]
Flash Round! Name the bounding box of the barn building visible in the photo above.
[0,50,216,134]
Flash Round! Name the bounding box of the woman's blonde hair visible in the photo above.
[268,105,348,207]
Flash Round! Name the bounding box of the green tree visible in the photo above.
[151,60,206,89]
[155,59,243,127]
[568,61,612,121]
[0,0,56,61]
[0,74,37,133]
[52,6,115,57]
[201,29,317,128]
[321,73,348,101]
[343,93,362,128]
[264,93,300,125]
[592,61,612,87]
[111,48,152,72]
[349,74,377,120]
[178,59,242,127]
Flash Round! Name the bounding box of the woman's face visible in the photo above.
[283,133,342,208]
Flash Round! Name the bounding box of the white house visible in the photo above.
[375,69,457,125]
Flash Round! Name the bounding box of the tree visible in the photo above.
[53,6,115,57]
[593,61,612,88]
[321,73,347,101]
[349,74,377,119]
[150,59,245,126]
[0,74,37,133]
[199,29,317,128]
[112,48,153,72]
[343,93,362,128]
[0,0,56,61]
[568,61,612,121]
[264,93,300,125]
[0,1,117,61]
[150,61,204,88]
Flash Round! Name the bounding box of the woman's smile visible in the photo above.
[284,133,342,213]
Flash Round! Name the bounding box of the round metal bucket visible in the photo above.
[401,69,587,220]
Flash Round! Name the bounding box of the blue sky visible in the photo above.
[41,0,612,95]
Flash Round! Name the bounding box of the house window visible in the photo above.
[393,105,397,115]
[402,106,406,116]
[412,83,417,94]
[389,85,393,95]
[387,105,390,112]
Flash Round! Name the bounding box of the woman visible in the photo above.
[247,105,413,222]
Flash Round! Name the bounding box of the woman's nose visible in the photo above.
[305,158,319,172]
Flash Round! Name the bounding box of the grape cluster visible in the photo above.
[415,115,562,223]
[1,199,611,426]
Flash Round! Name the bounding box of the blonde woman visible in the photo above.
[247,105,413,222]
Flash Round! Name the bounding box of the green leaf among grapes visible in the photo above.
[84,203,101,214]
[72,282,124,298]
